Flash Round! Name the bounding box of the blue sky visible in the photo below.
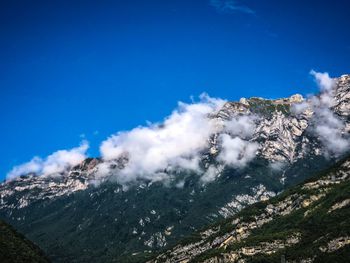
[1,0,350,180]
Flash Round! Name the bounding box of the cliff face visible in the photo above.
[0,75,349,262]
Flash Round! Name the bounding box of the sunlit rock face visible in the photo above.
[334,75,350,117]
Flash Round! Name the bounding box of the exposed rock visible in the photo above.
[319,236,350,253]
[328,198,350,213]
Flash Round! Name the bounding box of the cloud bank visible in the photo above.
[99,94,225,184]
[7,141,89,180]
[98,94,259,184]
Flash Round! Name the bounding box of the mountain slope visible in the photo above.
[0,219,50,263]
[0,162,284,262]
[150,156,350,263]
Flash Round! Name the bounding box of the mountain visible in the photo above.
[149,155,350,263]
[0,74,349,262]
[0,219,50,263]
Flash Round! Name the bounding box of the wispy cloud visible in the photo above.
[292,70,349,156]
[7,141,89,180]
[309,70,349,156]
[210,0,255,15]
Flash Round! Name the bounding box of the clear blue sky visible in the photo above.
[1,0,350,180]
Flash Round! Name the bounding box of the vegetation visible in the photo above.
[0,219,50,263]
[247,98,291,117]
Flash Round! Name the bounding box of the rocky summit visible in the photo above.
[0,75,349,262]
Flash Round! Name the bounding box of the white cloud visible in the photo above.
[210,0,255,15]
[313,107,349,155]
[310,70,335,93]
[269,161,286,171]
[291,101,310,115]
[7,141,89,180]
[201,165,220,183]
[224,115,257,138]
[211,114,258,173]
[99,94,226,184]
[217,134,258,168]
[6,157,43,180]
[308,70,349,156]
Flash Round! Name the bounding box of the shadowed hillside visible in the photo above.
[0,220,50,263]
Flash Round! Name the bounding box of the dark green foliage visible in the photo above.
[0,219,50,263]
[247,98,291,117]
